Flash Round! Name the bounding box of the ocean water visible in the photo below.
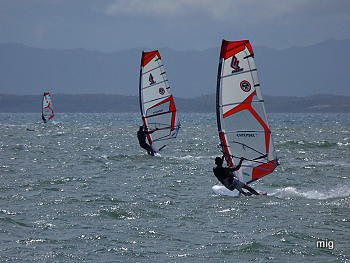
[0,112,349,263]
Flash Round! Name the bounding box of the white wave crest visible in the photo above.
[271,186,350,200]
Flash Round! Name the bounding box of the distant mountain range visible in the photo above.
[0,93,349,113]
[0,39,350,98]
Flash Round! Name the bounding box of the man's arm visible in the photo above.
[229,157,245,172]
[145,127,159,134]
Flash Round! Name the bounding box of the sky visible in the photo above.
[1,0,350,52]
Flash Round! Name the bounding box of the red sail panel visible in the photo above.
[141,50,161,67]
[220,39,254,60]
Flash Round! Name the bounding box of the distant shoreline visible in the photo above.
[0,93,349,113]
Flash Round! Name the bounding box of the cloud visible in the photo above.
[1,0,350,51]
[102,0,290,20]
[33,21,54,43]
[103,0,252,19]
[104,0,186,17]
[103,0,350,23]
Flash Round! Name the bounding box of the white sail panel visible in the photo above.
[139,50,180,153]
[216,40,278,184]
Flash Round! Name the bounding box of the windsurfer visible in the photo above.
[213,155,260,195]
[42,114,47,123]
[137,125,156,156]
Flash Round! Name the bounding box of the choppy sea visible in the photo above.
[0,112,349,262]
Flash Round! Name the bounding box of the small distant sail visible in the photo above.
[42,92,54,123]
[139,50,181,153]
[216,40,278,184]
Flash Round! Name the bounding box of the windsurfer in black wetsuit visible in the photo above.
[213,155,260,195]
[137,125,156,156]
[42,114,47,123]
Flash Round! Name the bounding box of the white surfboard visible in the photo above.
[212,185,267,197]
[212,185,240,197]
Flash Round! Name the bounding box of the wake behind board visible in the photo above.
[212,185,267,197]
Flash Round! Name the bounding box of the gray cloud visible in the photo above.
[0,0,350,51]
[102,0,350,22]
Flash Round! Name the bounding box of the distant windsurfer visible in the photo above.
[42,114,47,123]
[213,155,261,195]
[137,125,156,156]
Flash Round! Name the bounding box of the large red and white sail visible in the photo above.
[139,50,180,152]
[216,40,278,184]
[42,92,54,123]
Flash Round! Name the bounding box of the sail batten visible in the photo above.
[143,95,172,105]
[216,39,278,184]
[141,80,169,90]
[222,68,257,78]
[139,50,180,153]
[142,65,164,75]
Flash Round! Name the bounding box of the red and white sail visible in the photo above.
[216,40,278,184]
[42,92,54,123]
[139,50,180,152]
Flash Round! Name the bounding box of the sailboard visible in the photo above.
[139,50,181,154]
[42,92,54,123]
[213,39,278,195]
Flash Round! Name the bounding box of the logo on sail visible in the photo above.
[149,73,156,85]
[159,87,165,95]
[243,172,250,177]
[237,133,257,137]
[231,56,243,73]
[240,80,251,92]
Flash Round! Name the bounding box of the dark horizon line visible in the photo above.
[0,93,348,99]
